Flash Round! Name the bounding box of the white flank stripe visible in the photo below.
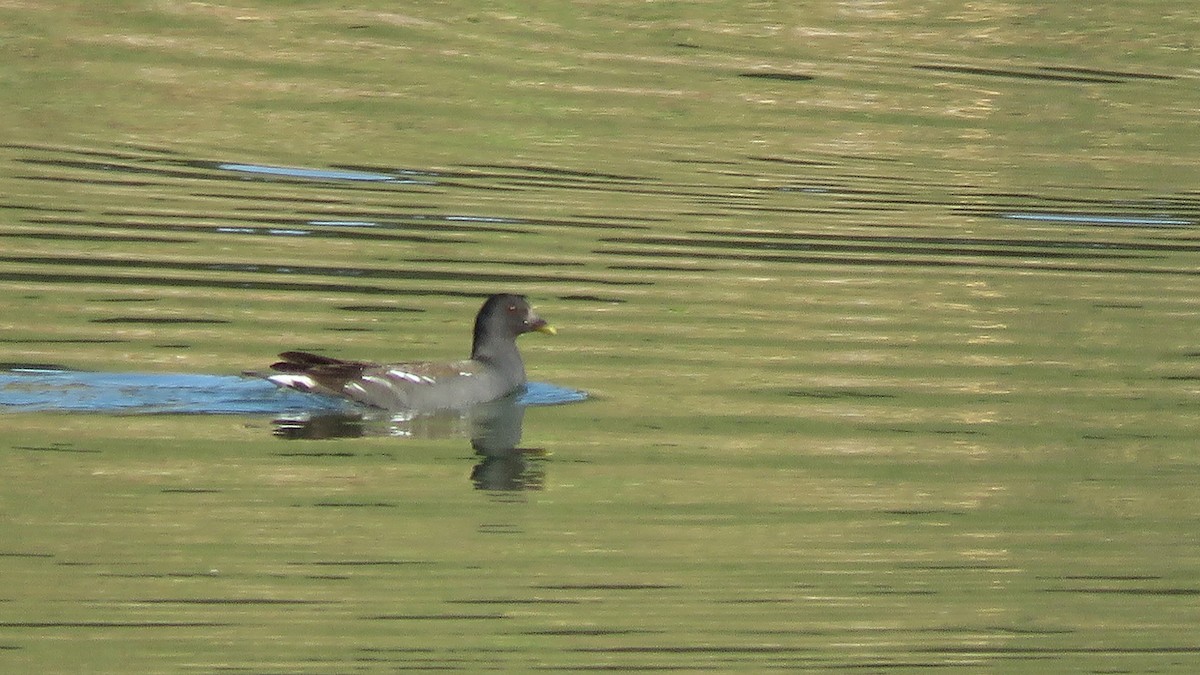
[388,369,434,384]
[267,374,317,391]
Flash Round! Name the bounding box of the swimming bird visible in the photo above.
[264,294,556,411]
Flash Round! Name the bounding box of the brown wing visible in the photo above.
[270,351,378,388]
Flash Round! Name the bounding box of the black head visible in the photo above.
[472,294,555,357]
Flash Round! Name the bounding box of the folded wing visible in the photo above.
[266,351,509,410]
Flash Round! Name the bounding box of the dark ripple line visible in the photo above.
[0,621,233,628]
[523,624,667,629]
[921,646,1200,654]
[100,210,656,233]
[0,271,590,296]
[572,646,814,654]
[17,157,229,183]
[13,445,100,454]
[1044,587,1200,595]
[100,210,530,235]
[90,317,228,325]
[364,613,506,620]
[956,192,1200,207]
[11,174,166,190]
[0,255,646,287]
[595,247,1196,275]
[739,71,814,82]
[914,63,1125,84]
[601,235,1152,259]
[531,584,680,591]
[447,598,583,605]
[457,163,653,182]
[2,143,178,160]
[133,598,330,605]
[0,339,125,344]
[22,216,466,243]
[290,560,431,566]
[1038,65,1176,81]
[748,155,838,168]
[0,231,195,244]
[689,229,1200,253]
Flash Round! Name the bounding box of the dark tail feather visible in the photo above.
[272,352,339,372]
[277,351,345,366]
[271,351,372,378]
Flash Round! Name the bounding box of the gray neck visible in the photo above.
[472,332,527,387]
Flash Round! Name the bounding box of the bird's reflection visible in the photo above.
[269,393,546,491]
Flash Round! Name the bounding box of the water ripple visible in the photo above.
[0,369,585,415]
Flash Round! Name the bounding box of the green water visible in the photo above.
[2,2,1199,672]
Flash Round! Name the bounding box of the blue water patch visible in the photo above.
[0,369,586,415]
[1001,212,1193,227]
[218,163,418,183]
[445,215,522,224]
[308,220,381,228]
[520,381,589,407]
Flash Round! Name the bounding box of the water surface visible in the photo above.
[1,2,1199,671]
